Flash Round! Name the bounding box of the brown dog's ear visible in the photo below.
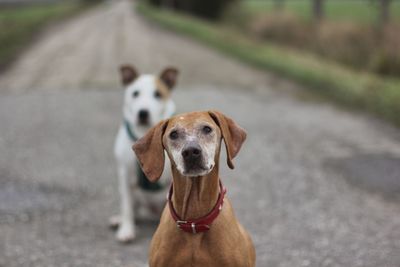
[160,67,179,89]
[120,65,138,86]
[132,120,168,182]
[208,110,247,169]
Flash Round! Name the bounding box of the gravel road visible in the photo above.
[1,1,400,266]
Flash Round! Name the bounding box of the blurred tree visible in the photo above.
[80,0,104,4]
[161,0,176,9]
[190,0,237,20]
[312,0,324,21]
[81,0,102,2]
[147,0,236,20]
[274,0,285,10]
[378,0,392,25]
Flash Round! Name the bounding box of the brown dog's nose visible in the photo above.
[182,145,202,161]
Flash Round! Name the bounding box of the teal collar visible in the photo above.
[124,119,165,192]
[124,120,138,142]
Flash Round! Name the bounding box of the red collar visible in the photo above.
[167,180,227,234]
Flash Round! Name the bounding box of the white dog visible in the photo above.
[110,65,178,242]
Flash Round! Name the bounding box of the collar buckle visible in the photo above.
[176,220,187,229]
[191,223,196,234]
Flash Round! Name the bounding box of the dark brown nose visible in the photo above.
[182,145,202,161]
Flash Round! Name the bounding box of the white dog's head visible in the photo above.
[120,65,178,138]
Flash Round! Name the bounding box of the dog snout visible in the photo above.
[182,144,202,162]
[138,109,149,124]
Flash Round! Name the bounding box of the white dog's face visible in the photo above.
[124,75,171,137]
[120,65,178,138]
[163,112,221,177]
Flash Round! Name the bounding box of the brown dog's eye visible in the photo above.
[154,91,162,99]
[132,91,139,98]
[202,126,212,134]
[169,130,178,140]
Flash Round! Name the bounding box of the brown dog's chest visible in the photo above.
[150,234,247,267]
[149,208,251,267]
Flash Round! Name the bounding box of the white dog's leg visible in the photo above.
[116,165,135,242]
[108,215,120,229]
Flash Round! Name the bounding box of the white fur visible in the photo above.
[112,74,175,242]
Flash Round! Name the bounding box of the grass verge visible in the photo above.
[0,1,96,71]
[137,3,400,127]
[243,0,400,24]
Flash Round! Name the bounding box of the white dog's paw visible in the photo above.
[109,215,121,229]
[116,224,135,243]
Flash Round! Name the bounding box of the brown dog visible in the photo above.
[133,110,256,267]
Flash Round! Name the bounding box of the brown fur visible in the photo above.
[155,79,172,100]
[133,111,256,267]
[160,67,179,89]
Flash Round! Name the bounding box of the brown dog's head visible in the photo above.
[132,110,247,182]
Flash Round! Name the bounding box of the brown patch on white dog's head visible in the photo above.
[155,79,172,100]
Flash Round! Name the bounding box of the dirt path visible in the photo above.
[1,1,400,267]
[0,0,270,92]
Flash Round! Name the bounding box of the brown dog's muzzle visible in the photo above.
[181,142,205,174]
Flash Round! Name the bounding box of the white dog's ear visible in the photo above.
[120,64,138,86]
[160,67,179,89]
[208,110,247,169]
[132,120,169,182]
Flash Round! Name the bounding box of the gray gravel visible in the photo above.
[1,1,400,267]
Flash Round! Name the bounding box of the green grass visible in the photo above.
[137,3,400,126]
[0,1,94,69]
[243,0,400,23]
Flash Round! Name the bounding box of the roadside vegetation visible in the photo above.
[0,1,98,71]
[232,0,400,77]
[137,2,400,126]
[243,0,400,24]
